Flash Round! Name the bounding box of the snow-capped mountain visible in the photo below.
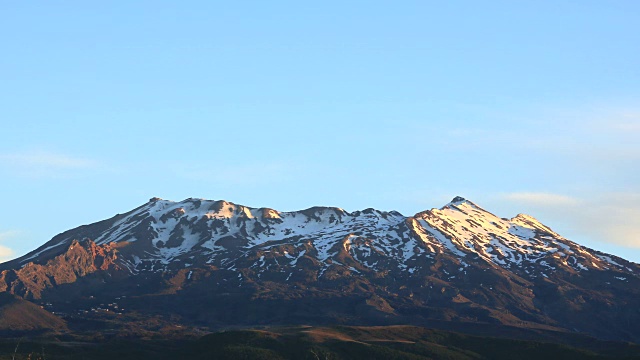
[9,196,632,277]
[1,196,638,342]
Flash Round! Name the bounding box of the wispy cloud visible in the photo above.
[175,161,302,186]
[502,192,579,206]
[610,122,640,133]
[500,192,640,249]
[0,231,19,263]
[0,245,14,263]
[590,110,640,133]
[421,107,639,154]
[0,230,21,241]
[0,150,97,178]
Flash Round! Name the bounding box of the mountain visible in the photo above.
[0,196,638,342]
[0,292,66,334]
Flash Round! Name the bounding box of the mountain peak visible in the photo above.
[510,213,560,237]
[2,195,640,343]
[450,196,467,203]
[512,213,538,222]
[441,196,478,210]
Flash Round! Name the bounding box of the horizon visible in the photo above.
[1,1,638,263]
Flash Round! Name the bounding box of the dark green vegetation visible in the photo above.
[0,325,638,360]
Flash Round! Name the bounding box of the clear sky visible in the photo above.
[1,1,639,263]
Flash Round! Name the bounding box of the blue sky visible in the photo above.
[1,1,639,262]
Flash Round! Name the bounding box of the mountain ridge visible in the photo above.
[0,196,638,342]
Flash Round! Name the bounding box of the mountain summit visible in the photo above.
[1,197,638,341]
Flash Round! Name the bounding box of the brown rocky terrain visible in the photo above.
[0,196,638,343]
[0,292,66,333]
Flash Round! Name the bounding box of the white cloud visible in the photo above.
[500,192,640,249]
[502,192,580,206]
[0,150,96,178]
[0,230,21,241]
[0,245,14,263]
[0,231,18,263]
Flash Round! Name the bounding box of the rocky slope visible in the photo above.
[1,196,638,341]
[0,292,66,333]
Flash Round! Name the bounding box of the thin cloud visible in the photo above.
[0,231,18,263]
[0,245,14,263]
[0,150,95,168]
[0,230,21,241]
[611,122,640,132]
[502,192,580,206]
[0,150,97,178]
[176,161,301,186]
[500,192,640,249]
[591,111,640,133]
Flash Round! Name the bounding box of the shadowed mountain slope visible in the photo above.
[0,197,638,342]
